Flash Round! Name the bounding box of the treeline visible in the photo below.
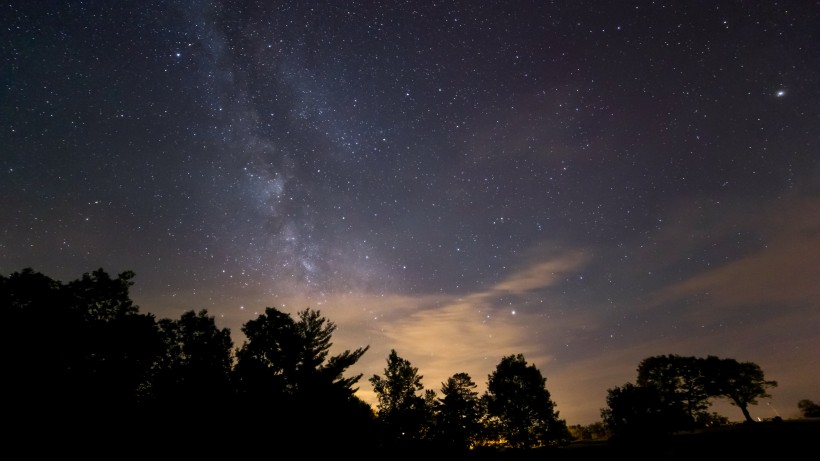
[1,268,566,456]
[601,354,778,441]
[1,268,791,457]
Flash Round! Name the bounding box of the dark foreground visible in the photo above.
[10,418,818,459]
[494,418,820,461]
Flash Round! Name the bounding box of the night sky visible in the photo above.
[3,1,819,425]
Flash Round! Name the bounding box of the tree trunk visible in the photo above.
[739,403,754,422]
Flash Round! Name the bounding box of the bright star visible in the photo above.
[776,89,786,97]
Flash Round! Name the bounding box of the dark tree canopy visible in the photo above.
[370,349,431,446]
[2,268,78,411]
[7,267,801,457]
[604,354,779,439]
[2,270,378,455]
[1,268,163,449]
[151,309,235,411]
[483,354,570,448]
[798,399,820,418]
[436,372,483,450]
[65,268,140,320]
[601,382,682,441]
[701,355,777,422]
[235,307,368,400]
[637,354,711,430]
[233,306,373,451]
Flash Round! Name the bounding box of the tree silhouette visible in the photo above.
[601,382,681,441]
[369,349,431,448]
[483,354,570,448]
[7,267,806,457]
[234,306,296,400]
[435,372,483,451]
[64,269,163,418]
[2,268,77,423]
[66,268,140,320]
[1,268,163,450]
[798,399,820,418]
[150,310,235,420]
[235,307,368,397]
[637,354,711,430]
[701,355,777,422]
[233,306,372,452]
[604,354,779,438]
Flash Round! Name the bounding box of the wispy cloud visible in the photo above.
[646,196,820,321]
[340,247,593,409]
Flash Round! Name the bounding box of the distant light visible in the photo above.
[776,89,786,97]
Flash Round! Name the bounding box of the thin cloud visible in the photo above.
[352,247,594,406]
[646,196,820,318]
[490,250,591,294]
